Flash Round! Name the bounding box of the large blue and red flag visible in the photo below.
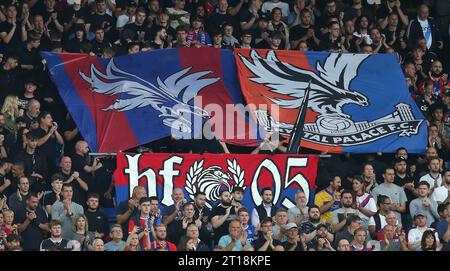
[235,49,427,153]
[42,48,260,153]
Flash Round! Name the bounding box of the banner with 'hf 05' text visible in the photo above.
[114,152,318,210]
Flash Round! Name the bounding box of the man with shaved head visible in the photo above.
[116,185,147,240]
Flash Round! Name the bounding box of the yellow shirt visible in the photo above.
[314,189,341,224]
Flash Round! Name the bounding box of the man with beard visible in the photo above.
[425,61,449,97]
[431,170,450,205]
[193,191,210,224]
[332,190,358,233]
[315,176,342,224]
[210,190,237,244]
[15,192,49,251]
[231,187,245,213]
[299,206,334,249]
[39,220,70,251]
[149,224,177,251]
[394,156,417,231]
[251,188,278,228]
[58,156,88,206]
[22,99,40,128]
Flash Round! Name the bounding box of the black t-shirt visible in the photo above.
[18,94,41,112]
[253,235,283,251]
[206,14,239,36]
[319,33,344,52]
[90,39,112,56]
[87,13,115,32]
[85,209,110,237]
[71,153,88,178]
[62,6,90,25]
[59,168,85,206]
[0,66,23,99]
[116,200,140,239]
[40,238,70,251]
[14,150,48,185]
[17,44,41,67]
[0,174,13,198]
[376,6,405,26]
[13,206,49,251]
[124,23,149,41]
[43,191,60,209]
[394,174,417,205]
[282,240,305,251]
[289,24,317,50]
[167,219,187,245]
[209,205,238,242]
[62,118,83,157]
[31,127,57,160]
[41,9,63,34]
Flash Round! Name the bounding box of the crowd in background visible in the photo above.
[0,0,449,251]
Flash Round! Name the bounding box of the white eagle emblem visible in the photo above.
[79,59,220,133]
[186,159,246,208]
[238,50,370,119]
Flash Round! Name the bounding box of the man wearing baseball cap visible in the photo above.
[407,211,440,251]
[282,222,307,251]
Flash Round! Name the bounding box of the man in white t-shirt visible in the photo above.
[407,213,439,251]
[419,158,442,189]
[431,170,450,204]
[261,0,290,20]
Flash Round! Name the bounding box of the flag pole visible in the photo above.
[287,80,312,154]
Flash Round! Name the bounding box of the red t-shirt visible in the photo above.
[149,240,177,251]
[128,217,151,250]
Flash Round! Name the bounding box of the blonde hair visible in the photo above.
[124,233,141,251]
[72,213,89,233]
[1,95,19,121]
